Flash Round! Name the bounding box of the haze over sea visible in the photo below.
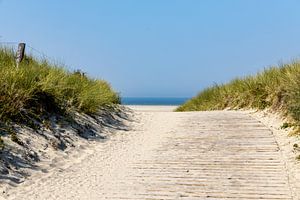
[122,97,189,105]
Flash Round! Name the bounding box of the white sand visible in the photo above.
[249,110,300,199]
[1,106,299,199]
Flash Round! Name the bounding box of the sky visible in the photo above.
[1,0,300,98]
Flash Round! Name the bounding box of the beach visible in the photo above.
[2,106,300,200]
[2,1,300,199]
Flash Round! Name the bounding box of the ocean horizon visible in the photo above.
[121,97,189,105]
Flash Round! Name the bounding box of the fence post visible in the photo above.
[16,43,26,68]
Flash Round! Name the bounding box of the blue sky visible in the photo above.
[1,1,300,97]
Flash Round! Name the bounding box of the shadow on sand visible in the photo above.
[0,105,133,186]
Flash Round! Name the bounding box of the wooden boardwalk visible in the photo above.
[5,109,293,200]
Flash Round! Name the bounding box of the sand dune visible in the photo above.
[1,106,300,199]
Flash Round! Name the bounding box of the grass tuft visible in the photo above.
[177,60,300,134]
[0,48,120,118]
[0,136,4,149]
[0,47,120,143]
[10,131,23,146]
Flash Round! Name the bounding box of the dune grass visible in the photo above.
[0,48,120,129]
[177,61,300,132]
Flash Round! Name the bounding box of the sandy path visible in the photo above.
[4,106,294,199]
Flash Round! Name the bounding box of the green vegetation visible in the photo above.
[0,48,120,146]
[177,61,300,133]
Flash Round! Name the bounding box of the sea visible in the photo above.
[121,97,189,106]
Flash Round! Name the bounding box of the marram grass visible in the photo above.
[0,48,120,121]
[177,61,300,132]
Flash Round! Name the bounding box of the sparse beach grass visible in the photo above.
[177,60,300,133]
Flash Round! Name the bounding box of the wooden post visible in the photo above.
[16,43,26,67]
